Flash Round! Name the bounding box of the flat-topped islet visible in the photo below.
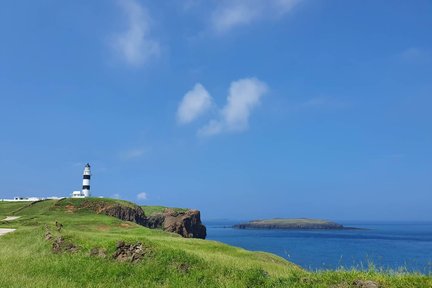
[234,218,347,230]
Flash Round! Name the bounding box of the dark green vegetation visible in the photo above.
[1,199,431,287]
[234,218,347,230]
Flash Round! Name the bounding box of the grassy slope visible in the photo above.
[141,205,189,216]
[0,200,431,288]
[0,200,37,215]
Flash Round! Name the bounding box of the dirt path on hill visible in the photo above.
[3,216,21,221]
[0,229,16,236]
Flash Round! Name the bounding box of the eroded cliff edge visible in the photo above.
[146,209,207,239]
[55,199,206,239]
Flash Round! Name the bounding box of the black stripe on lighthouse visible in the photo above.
[82,185,90,190]
[83,175,91,179]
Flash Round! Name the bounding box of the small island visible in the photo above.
[234,218,349,230]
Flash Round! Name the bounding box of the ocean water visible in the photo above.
[205,221,432,273]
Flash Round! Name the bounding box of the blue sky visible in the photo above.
[0,0,431,221]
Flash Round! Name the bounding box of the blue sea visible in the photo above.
[205,221,432,274]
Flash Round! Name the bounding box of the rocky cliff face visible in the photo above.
[102,205,147,226]
[79,200,147,226]
[147,209,207,239]
[145,213,165,229]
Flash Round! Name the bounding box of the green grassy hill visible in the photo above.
[0,199,430,288]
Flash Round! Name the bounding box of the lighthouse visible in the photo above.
[82,163,91,197]
[72,163,91,198]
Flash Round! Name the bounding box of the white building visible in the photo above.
[1,196,64,202]
[71,163,92,198]
[1,197,40,202]
[71,191,85,198]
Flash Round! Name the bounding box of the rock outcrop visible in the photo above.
[102,205,147,226]
[51,236,79,253]
[79,200,147,226]
[112,241,151,263]
[147,209,207,239]
[353,280,380,288]
[44,222,79,253]
[146,213,165,229]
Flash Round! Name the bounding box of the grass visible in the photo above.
[0,201,34,216]
[141,205,189,216]
[56,197,139,209]
[0,199,431,287]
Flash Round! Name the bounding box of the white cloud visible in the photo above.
[112,193,121,199]
[137,192,148,200]
[274,0,302,14]
[199,78,268,136]
[177,83,213,124]
[112,0,160,66]
[198,119,223,136]
[211,0,301,33]
[211,2,260,34]
[222,78,268,131]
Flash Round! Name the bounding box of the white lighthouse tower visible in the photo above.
[72,163,91,198]
[82,163,91,197]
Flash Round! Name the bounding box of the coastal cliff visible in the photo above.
[234,218,345,230]
[55,198,206,239]
[146,208,207,239]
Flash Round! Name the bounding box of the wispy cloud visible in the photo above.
[72,162,84,167]
[112,0,160,66]
[112,193,121,199]
[137,192,148,200]
[119,147,149,160]
[197,78,268,136]
[398,47,431,63]
[299,96,349,109]
[177,83,213,124]
[211,0,302,34]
